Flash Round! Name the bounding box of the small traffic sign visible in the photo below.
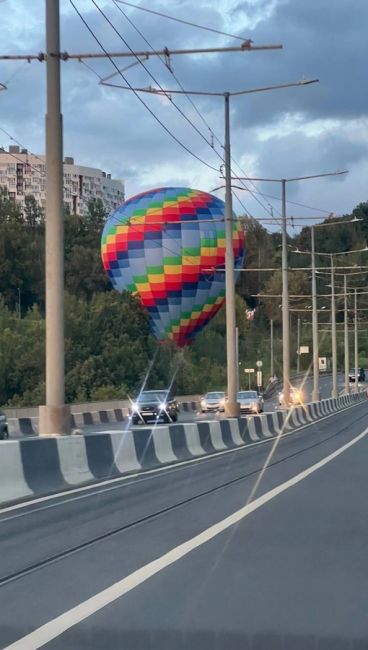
[244,368,255,373]
[257,370,262,387]
[256,360,263,368]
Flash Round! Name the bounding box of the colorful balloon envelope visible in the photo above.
[101,187,245,347]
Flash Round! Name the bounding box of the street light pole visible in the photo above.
[330,255,338,399]
[224,93,239,416]
[311,225,320,401]
[297,316,301,373]
[354,287,359,392]
[281,179,290,406]
[39,0,70,436]
[145,82,319,415]
[344,274,350,395]
[270,319,274,379]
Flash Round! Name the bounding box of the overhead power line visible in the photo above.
[115,0,250,42]
[69,0,220,173]
[110,0,278,224]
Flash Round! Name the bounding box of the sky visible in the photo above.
[0,0,367,231]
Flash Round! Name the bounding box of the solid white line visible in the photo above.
[4,425,368,650]
[0,398,364,518]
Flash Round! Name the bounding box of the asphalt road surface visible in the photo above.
[1,399,367,648]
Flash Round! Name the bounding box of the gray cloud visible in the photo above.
[0,0,367,223]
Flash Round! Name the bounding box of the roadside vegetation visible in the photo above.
[1,186,368,406]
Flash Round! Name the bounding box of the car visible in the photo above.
[237,390,264,414]
[130,390,178,425]
[0,411,9,440]
[278,386,304,407]
[200,391,226,413]
[348,368,365,383]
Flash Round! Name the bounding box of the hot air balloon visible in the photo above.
[101,187,245,347]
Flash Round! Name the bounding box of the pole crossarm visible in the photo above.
[0,43,283,63]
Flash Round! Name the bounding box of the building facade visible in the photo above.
[0,146,125,216]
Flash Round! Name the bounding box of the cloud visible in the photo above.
[0,0,367,224]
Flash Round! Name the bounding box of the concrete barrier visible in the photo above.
[0,392,365,507]
[7,399,200,437]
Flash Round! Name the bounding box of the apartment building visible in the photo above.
[0,146,125,216]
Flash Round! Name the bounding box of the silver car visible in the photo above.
[238,390,264,414]
[200,391,226,413]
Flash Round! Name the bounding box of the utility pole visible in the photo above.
[281,179,290,406]
[330,256,338,399]
[235,326,239,395]
[311,225,320,401]
[297,316,301,373]
[224,93,239,416]
[344,274,350,395]
[354,288,359,392]
[270,319,274,379]
[39,0,70,436]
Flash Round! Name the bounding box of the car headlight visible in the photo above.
[131,403,139,413]
[201,399,207,406]
[251,402,258,410]
[159,402,167,410]
[220,398,225,406]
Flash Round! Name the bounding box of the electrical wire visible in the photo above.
[114,0,248,42]
[110,0,283,227]
[112,0,221,153]
[70,0,219,174]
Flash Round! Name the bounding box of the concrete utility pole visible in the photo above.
[146,80,317,417]
[270,319,274,379]
[344,274,350,395]
[39,0,70,436]
[224,93,239,416]
[311,226,320,401]
[233,170,346,408]
[354,288,359,392]
[297,316,301,373]
[281,180,290,406]
[235,325,239,395]
[330,255,338,399]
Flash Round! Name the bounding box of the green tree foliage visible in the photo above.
[2,194,368,406]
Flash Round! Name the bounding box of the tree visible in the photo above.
[23,194,44,227]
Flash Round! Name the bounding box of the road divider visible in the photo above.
[7,401,200,437]
[0,393,365,507]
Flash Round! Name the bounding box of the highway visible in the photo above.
[78,371,346,436]
[0,399,367,648]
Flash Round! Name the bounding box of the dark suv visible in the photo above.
[348,368,365,383]
[131,390,179,425]
[0,411,9,440]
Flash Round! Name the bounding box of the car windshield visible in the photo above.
[238,391,257,399]
[136,391,167,404]
[205,392,224,399]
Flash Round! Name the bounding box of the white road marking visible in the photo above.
[0,399,364,519]
[4,425,368,650]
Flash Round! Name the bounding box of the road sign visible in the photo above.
[319,356,327,371]
[299,346,309,354]
[256,360,263,368]
[244,368,255,373]
[257,370,262,387]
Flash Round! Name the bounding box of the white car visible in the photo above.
[237,390,264,414]
[279,387,304,407]
[200,391,226,413]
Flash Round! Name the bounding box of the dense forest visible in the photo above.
[1,186,368,407]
